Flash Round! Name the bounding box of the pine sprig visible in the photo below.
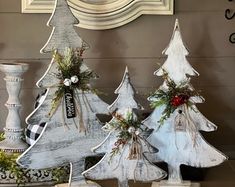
[49,48,96,116]
[54,48,96,91]
[150,71,200,125]
[109,112,142,158]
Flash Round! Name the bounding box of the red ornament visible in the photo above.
[171,94,189,107]
[179,94,189,103]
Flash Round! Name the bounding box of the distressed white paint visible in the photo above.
[40,0,88,54]
[17,71,109,186]
[84,111,166,187]
[17,0,110,186]
[155,19,199,85]
[21,0,174,30]
[142,19,227,185]
[0,62,29,152]
[108,66,143,113]
[83,68,166,187]
[17,60,109,185]
[152,180,200,187]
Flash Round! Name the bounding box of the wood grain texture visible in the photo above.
[155,19,199,84]
[40,0,88,54]
[108,67,143,113]
[17,0,110,186]
[1,9,234,59]
[17,81,109,186]
[142,19,228,184]
[18,59,110,185]
[0,0,234,159]
[83,69,166,187]
[84,131,166,187]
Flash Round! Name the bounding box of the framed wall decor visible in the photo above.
[21,0,174,30]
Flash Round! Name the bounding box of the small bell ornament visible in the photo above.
[128,127,135,134]
[63,78,72,86]
[71,75,79,83]
[135,130,140,136]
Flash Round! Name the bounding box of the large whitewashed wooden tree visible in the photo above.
[83,67,166,187]
[17,0,109,186]
[143,19,227,185]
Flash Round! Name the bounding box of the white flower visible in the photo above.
[71,75,79,83]
[63,78,72,86]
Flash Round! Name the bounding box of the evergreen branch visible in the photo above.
[149,71,200,126]
[109,112,143,159]
[49,48,97,117]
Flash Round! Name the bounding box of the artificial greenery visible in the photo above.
[109,112,142,158]
[51,165,70,184]
[0,133,28,186]
[0,133,4,141]
[0,151,69,186]
[0,133,69,186]
[150,72,199,125]
[0,151,28,186]
[49,47,96,116]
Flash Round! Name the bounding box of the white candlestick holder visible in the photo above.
[0,62,29,152]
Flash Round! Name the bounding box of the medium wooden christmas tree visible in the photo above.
[17,0,109,186]
[143,19,227,186]
[83,67,166,187]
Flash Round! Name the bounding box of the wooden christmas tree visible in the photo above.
[83,67,166,187]
[143,19,227,185]
[108,66,143,113]
[40,0,88,54]
[17,0,109,186]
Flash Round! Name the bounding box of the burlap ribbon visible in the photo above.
[174,104,198,148]
[128,133,142,160]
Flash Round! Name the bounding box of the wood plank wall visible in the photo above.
[0,0,234,157]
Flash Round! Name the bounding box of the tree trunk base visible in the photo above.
[152,180,200,187]
[55,181,101,187]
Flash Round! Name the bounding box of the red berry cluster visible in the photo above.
[170,94,189,107]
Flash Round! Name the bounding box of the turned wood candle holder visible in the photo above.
[0,62,29,152]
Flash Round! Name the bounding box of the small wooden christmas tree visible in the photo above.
[143,19,227,186]
[83,67,166,187]
[17,0,109,186]
[108,67,143,113]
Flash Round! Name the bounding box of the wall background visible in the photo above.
[0,0,234,157]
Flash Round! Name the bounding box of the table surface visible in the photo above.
[55,160,235,187]
[2,160,234,187]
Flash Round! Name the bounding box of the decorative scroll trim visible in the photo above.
[21,0,174,30]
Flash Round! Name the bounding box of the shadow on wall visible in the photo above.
[87,30,129,104]
[19,60,46,129]
[0,43,5,55]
